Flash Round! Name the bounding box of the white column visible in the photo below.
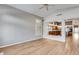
[61,19,66,41]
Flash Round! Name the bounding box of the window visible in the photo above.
[35,19,42,36]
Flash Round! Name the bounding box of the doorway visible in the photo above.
[65,20,73,50]
[65,19,79,51]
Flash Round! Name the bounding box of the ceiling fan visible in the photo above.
[39,4,55,11]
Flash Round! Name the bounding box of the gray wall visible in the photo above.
[0,5,43,47]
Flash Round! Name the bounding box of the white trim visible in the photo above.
[0,37,65,48]
[44,37,65,42]
[0,38,42,48]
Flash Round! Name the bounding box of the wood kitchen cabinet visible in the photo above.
[48,31,61,35]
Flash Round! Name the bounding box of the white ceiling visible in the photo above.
[9,4,79,17]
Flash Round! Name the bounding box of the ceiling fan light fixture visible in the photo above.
[39,4,55,11]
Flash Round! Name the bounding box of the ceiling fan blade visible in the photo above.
[39,4,54,11]
[39,6,44,9]
[46,6,48,11]
[48,4,55,6]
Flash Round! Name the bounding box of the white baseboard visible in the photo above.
[48,38,65,42]
[44,37,65,42]
[0,37,65,48]
[0,38,42,48]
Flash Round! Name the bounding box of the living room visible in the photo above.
[0,4,79,55]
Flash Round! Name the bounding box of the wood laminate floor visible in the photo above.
[1,39,79,55]
[0,48,2,52]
